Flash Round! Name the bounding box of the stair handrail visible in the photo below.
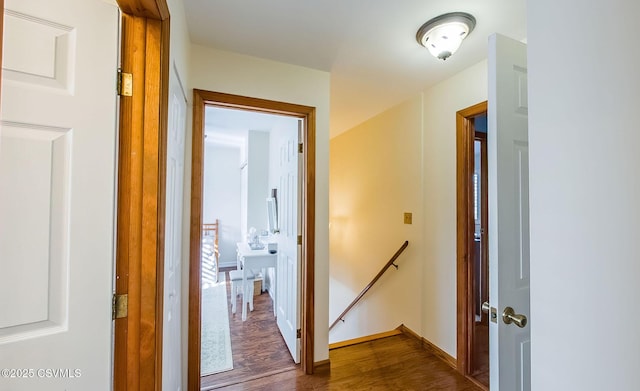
[329,240,409,331]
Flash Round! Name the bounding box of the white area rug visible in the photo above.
[200,274,233,376]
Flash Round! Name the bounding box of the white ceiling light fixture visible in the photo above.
[416,12,476,61]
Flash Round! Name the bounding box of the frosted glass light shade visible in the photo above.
[416,12,476,60]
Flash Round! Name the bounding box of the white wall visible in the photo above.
[421,59,487,358]
[327,60,487,355]
[167,0,191,101]
[203,142,242,266]
[246,131,270,233]
[329,95,424,343]
[528,1,640,389]
[188,45,331,362]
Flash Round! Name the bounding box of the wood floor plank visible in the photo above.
[202,269,482,390]
[214,334,482,390]
[201,269,296,389]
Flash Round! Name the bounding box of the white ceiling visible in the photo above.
[204,106,298,147]
[184,0,527,137]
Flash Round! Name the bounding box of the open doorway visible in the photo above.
[456,101,489,390]
[199,106,300,387]
[188,90,317,390]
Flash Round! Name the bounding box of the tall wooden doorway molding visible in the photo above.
[188,89,317,390]
[113,1,170,390]
[456,101,488,382]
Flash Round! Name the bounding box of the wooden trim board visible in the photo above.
[116,0,169,20]
[113,6,170,391]
[455,101,488,378]
[329,329,403,350]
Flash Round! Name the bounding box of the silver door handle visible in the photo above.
[481,301,490,313]
[502,306,527,328]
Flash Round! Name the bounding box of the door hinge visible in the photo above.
[296,328,301,339]
[298,143,303,153]
[112,293,128,320]
[297,235,302,245]
[117,70,133,97]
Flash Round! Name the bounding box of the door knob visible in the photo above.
[502,306,527,328]
[481,301,490,313]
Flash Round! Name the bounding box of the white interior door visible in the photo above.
[162,64,187,391]
[275,122,301,363]
[0,0,118,390]
[488,33,531,391]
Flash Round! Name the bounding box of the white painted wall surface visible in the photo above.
[188,45,331,362]
[329,95,424,343]
[167,0,191,92]
[327,61,487,354]
[528,1,640,389]
[421,60,487,358]
[203,142,242,266]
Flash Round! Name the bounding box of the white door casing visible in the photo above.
[162,64,187,391]
[0,0,118,390]
[275,121,301,363]
[488,33,531,391]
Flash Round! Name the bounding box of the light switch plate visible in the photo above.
[404,212,412,224]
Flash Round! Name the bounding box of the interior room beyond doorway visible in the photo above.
[199,105,300,388]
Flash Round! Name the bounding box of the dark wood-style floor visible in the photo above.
[202,268,482,390]
[214,334,482,390]
[201,268,296,390]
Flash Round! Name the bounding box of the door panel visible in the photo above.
[276,124,300,363]
[488,33,530,391]
[162,64,187,391]
[0,0,118,389]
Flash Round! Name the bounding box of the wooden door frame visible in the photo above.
[456,101,488,381]
[188,89,316,390]
[113,1,170,390]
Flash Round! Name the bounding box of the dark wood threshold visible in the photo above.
[203,356,331,388]
[202,366,298,391]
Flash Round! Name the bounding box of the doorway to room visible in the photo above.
[188,90,317,390]
[456,101,489,390]
[199,106,299,388]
